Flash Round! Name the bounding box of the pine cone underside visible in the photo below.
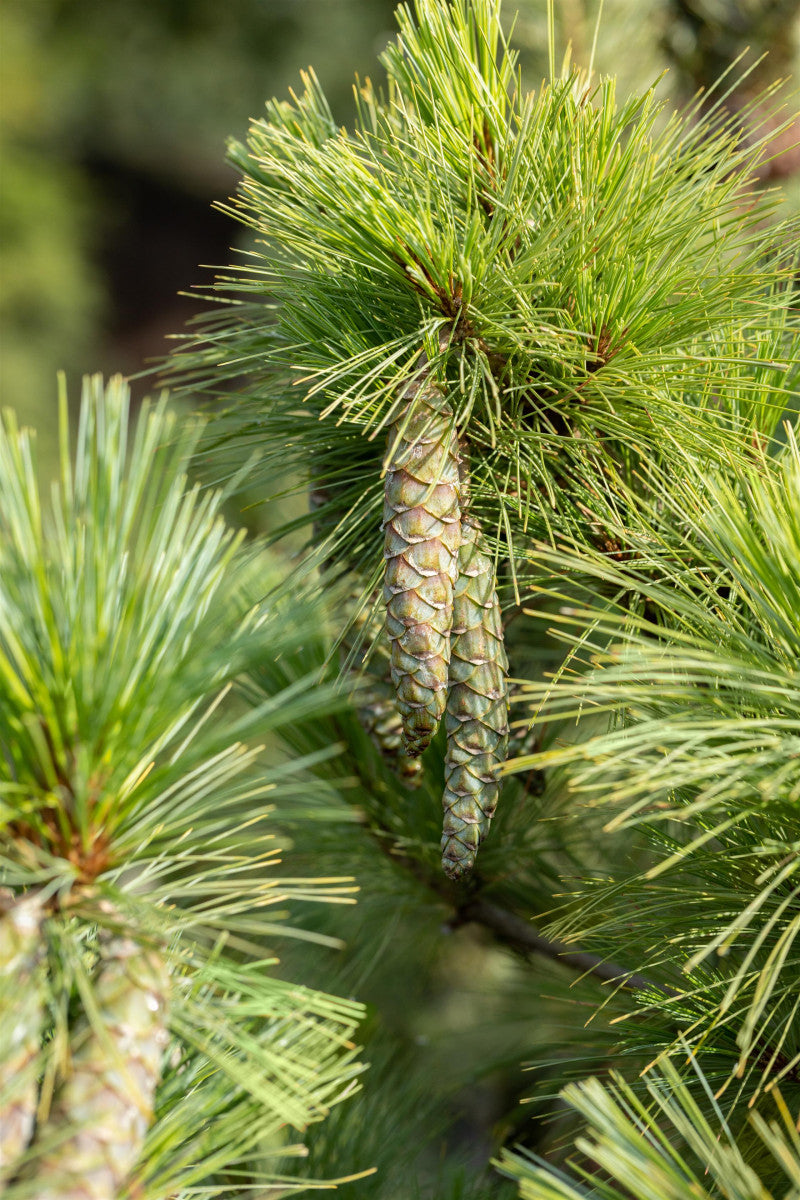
[441,519,509,880]
[358,684,426,787]
[383,373,461,757]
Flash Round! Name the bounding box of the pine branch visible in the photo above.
[27,933,169,1200]
[454,898,678,998]
[0,889,45,1180]
[152,1,799,1187]
[499,1052,800,1200]
[344,760,674,997]
[511,430,800,1104]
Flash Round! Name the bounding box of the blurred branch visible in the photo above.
[454,898,680,997]
[348,778,677,998]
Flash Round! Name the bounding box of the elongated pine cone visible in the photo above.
[31,937,170,1200]
[0,889,46,1178]
[441,518,509,879]
[342,587,423,787]
[383,363,461,756]
[358,685,425,788]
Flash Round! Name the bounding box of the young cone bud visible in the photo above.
[441,517,509,880]
[0,889,46,1177]
[31,937,170,1200]
[383,360,461,756]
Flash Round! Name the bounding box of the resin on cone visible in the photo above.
[383,358,461,757]
[0,889,46,1178]
[441,517,509,879]
[31,936,170,1200]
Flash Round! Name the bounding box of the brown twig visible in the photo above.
[340,731,676,997]
[456,897,680,997]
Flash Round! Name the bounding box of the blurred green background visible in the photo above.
[1,0,797,456]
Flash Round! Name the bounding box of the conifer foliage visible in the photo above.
[173,0,796,881]
[0,377,364,1197]
[4,0,800,1195]
[163,0,800,1190]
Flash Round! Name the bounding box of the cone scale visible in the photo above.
[382,359,461,757]
[309,473,426,788]
[441,516,509,880]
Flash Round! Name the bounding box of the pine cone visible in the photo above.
[341,587,424,787]
[441,517,509,879]
[0,889,46,1178]
[311,466,426,786]
[357,684,425,788]
[31,936,170,1200]
[383,362,461,757]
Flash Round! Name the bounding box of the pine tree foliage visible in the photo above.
[0,376,365,1197]
[499,1055,800,1199]
[169,0,797,879]
[512,436,800,1113]
[2,0,794,1193]
[157,0,800,1188]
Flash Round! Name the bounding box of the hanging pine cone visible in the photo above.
[341,585,424,787]
[441,516,509,880]
[311,478,424,787]
[357,684,425,788]
[31,935,170,1200]
[383,358,461,757]
[0,889,46,1179]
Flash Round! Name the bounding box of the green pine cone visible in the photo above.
[358,685,425,788]
[383,365,461,757]
[312,477,425,784]
[441,518,509,880]
[31,936,170,1200]
[0,889,46,1179]
[342,585,424,787]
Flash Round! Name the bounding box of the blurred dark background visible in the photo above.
[0,0,797,444]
